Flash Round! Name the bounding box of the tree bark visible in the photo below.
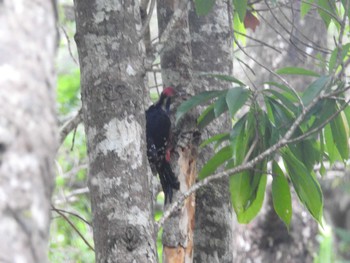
[157,0,198,262]
[74,1,157,262]
[0,1,58,262]
[188,1,234,262]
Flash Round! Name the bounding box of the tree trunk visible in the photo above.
[73,1,157,262]
[157,0,198,262]
[0,1,58,262]
[188,1,234,262]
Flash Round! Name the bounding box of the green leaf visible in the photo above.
[214,93,228,117]
[226,87,250,118]
[301,0,315,18]
[324,124,342,164]
[264,81,300,103]
[282,148,323,223]
[194,0,216,16]
[341,0,350,20]
[276,66,320,77]
[233,0,248,22]
[200,133,229,148]
[301,76,330,105]
[317,0,337,28]
[229,115,248,152]
[199,145,233,179]
[330,111,349,161]
[264,89,299,114]
[272,161,292,229]
[233,12,247,46]
[204,73,246,86]
[342,43,350,58]
[234,174,267,224]
[266,98,293,133]
[328,47,338,74]
[176,90,224,125]
[309,99,336,130]
[197,104,216,130]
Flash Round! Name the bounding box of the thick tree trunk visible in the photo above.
[157,0,198,262]
[188,1,234,262]
[74,1,157,262]
[0,1,58,262]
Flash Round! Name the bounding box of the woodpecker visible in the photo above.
[146,87,180,204]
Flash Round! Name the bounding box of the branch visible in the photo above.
[145,0,189,68]
[286,98,350,144]
[60,25,79,65]
[232,22,304,108]
[155,84,340,231]
[59,108,83,144]
[51,205,94,251]
[138,0,156,42]
[51,206,91,226]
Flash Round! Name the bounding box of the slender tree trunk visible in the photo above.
[188,1,234,262]
[74,1,157,262]
[157,1,198,262]
[0,1,58,262]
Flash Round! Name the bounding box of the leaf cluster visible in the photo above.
[176,67,350,228]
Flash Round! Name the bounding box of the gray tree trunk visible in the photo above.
[188,1,234,262]
[157,1,199,262]
[73,1,157,262]
[0,1,58,262]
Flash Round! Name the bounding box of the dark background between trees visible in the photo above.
[1,0,350,262]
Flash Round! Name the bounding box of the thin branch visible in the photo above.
[233,30,282,54]
[287,98,350,144]
[278,3,331,54]
[335,0,348,79]
[336,57,350,78]
[299,0,341,25]
[54,187,90,205]
[138,0,156,42]
[145,0,189,68]
[264,0,321,63]
[59,108,83,144]
[233,24,304,107]
[51,205,94,251]
[60,25,78,65]
[156,84,343,231]
[51,206,91,226]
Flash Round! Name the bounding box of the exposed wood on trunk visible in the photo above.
[157,0,198,262]
[163,140,198,263]
[0,1,58,262]
[73,0,157,262]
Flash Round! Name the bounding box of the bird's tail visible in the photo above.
[158,161,179,205]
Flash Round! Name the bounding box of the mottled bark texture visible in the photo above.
[188,1,234,262]
[74,1,157,262]
[232,1,325,261]
[0,1,58,262]
[157,0,198,262]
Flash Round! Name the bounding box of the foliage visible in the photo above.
[185,0,350,232]
[177,68,349,227]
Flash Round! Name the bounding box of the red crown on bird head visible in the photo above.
[162,87,176,97]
